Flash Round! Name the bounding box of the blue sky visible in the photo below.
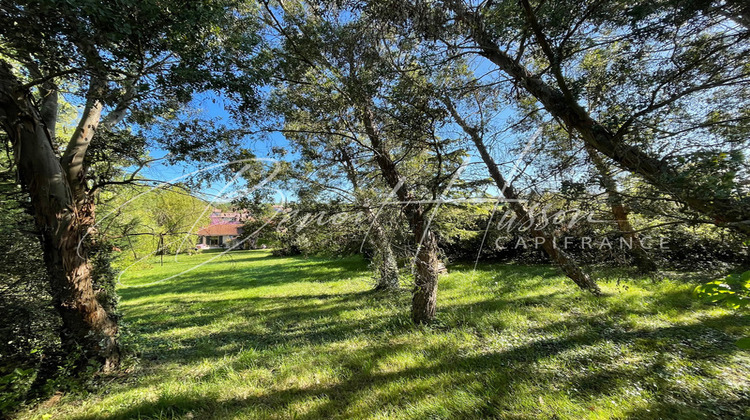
[136,90,294,204]
[132,52,533,206]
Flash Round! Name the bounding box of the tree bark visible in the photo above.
[585,145,657,273]
[26,62,58,143]
[366,210,401,291]
[0,63,120,373]
[337,146,401,291]
[409,221,441,323]
[360,103,441,322]
[444,97,601,295]
[447,1,750,235]
[61,85,103,204]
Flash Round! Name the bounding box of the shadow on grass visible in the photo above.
[120,254,371,300]
[76,254,750,420]
[76,313,750,419]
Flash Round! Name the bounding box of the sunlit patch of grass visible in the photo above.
[17,250,750,419]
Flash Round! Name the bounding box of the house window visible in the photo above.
[208,236,222,246]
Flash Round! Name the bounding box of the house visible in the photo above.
[196,223,244,250]
[196,207,284,250]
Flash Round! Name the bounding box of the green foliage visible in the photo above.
[85,128,149,188]
[98,185,211,264]
[674,150,748,203]
[236,204,280,249]
[269,205,372,258]
[0,156,59,414]
[89,243,121,322]
[695,271,750,350]
[0,366,35,415]
[1,0,266,110]
[694,271,750,309]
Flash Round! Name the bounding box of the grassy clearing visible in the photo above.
[18,250,750,419]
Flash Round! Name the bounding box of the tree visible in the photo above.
[98,185,211,261]
[0,0,265,373]
[270,134,403,290]
[267,50,402,289]
[503,99,659,272]
[584,145,657,272]
[371,0,750,235]
[0,152,59,407]
[442,94,601,294]
[263,4,469,321]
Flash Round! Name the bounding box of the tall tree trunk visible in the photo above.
[360,103,441,322]
[444,97,601,295]
[375,242,400,290]
[337,146,401,291]
[585,145,657,272]
[410,219,441,322]
[446,1,750,235]
[0,63,120,373]
[366,211,401,291]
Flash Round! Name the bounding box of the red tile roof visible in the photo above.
[197,224,242,236]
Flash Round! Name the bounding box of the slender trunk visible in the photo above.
[447,2,750,235]
[336,145,401,291]
[366,210,401,291]
[26,62,58,143]
[375,242,400,291]
[376,243,400,290]
[127,234,138,259]
[585,145,657,272]
[0,63,120,374]
[61,84,103,204]
[444,97,601,294]
[360,103,441,322]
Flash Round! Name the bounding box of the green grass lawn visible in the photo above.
[19,250,750,419]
